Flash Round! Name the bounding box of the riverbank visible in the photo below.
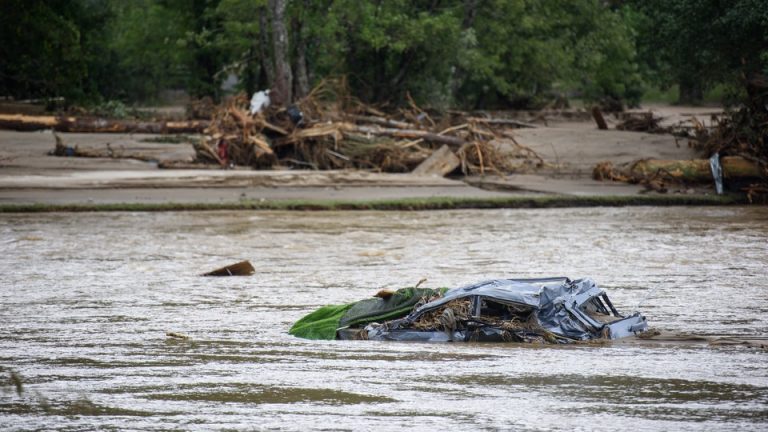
[0,194,744,213]
[0,105,746,211]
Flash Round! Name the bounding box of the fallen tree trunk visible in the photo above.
[467,117,538,128]
[346,124,466,147]
[595,156,763,184]
[631,156,763,182]
[0,114,209,134]
[347,114,412,129]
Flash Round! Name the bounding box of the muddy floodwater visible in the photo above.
[1,207,767,431]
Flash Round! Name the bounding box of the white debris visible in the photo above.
[249,90,271,114]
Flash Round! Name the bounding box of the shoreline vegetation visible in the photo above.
[0,194,744,213]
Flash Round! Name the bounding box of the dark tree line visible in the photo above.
[1,0,766,110]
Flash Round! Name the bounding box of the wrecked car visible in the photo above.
[290,277,649,343]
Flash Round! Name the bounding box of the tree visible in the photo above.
[454,0,642,109]
[629,0,768,106]
[320,0,462,106]
[0,0,89,102]
[6,0,717,111]
[185,0,226,99]
[108,0,192,101]
[213,0,309,102]
[269,0,292,105]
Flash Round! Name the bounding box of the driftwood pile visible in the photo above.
[616,112,667,133]
[48,132,159,161]
[593,109,706,136]
[687,108,768,201]
[186,96,216,120]
[194,84,543,176]
[593,106,766,198]
[593,156,763,194]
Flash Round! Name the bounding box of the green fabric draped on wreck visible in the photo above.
[289,287,446,340]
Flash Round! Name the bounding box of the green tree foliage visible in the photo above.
[292,0,642,108]
[108,1,193,101]
[211,0,265,94]
[629,0,768,105]
[108,0,227,101]
[568,2,644,106]
[454,0,642,108]
[325,0,462,106]
[0,0,92,102]
[4,0,762,111]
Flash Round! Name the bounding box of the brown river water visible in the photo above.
[1,207,767,431]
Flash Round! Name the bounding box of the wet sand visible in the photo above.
[0,106,724,207]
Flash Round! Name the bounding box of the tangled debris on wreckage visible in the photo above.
[290,277,649,344]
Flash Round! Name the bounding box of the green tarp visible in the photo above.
[289,303,354,340]
[289,287,445,340]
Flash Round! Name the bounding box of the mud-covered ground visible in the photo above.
[0,105,723,205]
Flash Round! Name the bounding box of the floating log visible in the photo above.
[201,260,256,276]
[166,332,190,339]
[591,106,608,130]
[412,144,460,176]
[0,113,209,134]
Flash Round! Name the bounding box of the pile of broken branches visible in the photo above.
[195,80,544,176]
[694,109,768,201]
[616,112,668,133]
[194,93,278,168]
[595,101,767,200]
